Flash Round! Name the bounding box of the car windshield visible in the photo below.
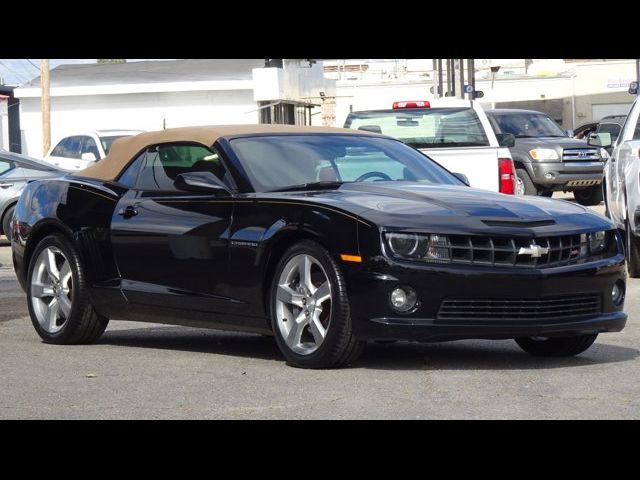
[100,135,129,154]
[491,112,566,138]
[229,134,463,192]
[343,108,490,148]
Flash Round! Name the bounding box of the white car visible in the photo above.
[600,82,640,275]
[44,130,144,171]
[343,98,517,194]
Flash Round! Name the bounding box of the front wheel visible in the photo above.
[625,219,640,278]
[26,233,109,344]
[270,240,364,369]
[515,334,598,357]
[573,185,603,206]
[2,204,15,239]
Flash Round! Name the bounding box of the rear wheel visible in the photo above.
[270,240,364,369]
[515,334,598,357]
[27,233,109,344]
[573,185,603,206]
[2,204,15,239]
[625,218,640,278]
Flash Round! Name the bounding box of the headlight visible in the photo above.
[385,232,450,262]
[588,231,607,254]
[599,148,610,161]
[529,148,559,160]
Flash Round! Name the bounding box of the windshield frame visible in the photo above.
[218,133,465,194]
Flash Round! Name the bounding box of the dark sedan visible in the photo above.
[10,125,627,368]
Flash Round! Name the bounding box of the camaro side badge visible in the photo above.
[518,243,549,258]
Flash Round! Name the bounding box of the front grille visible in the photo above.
[446,233,603,268]
[437,294,601,321]
[562,148,600,161]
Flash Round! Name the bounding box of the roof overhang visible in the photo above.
[14,79,255,98]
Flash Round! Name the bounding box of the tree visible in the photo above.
[97,59,126,64]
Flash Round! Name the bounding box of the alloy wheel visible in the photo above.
[30,246,73,334]
[274,253,332,355]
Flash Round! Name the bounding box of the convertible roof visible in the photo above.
[79,124,377,181]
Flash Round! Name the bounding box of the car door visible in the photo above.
[110,143,236,319]
[610,100,640,225]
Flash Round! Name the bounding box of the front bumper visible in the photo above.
[531,161,604,188]
[345,254,626,342]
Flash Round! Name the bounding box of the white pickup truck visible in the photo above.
[600,81,640,276]
[343,98,517,194]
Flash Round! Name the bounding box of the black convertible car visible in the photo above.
[11,125,627,368]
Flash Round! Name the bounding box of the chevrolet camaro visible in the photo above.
[10,125,627,368]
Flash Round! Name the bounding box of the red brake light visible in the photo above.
[392,100,431,109]
[499,158,516,195]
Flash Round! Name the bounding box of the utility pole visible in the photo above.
[41,59,50,157]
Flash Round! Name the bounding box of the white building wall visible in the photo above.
[19,89,258,158]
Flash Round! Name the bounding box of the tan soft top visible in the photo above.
[79,124,376,181]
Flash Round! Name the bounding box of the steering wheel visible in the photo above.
[355,171,392,182]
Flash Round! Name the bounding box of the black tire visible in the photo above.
[573,185,603,206]
[539,190,553,198]
[26,233,109,344]
[515,169,539,196]
[625,219,640,278]
[2,204,14,239]
[270,239,364,369]
[515,334,598,357]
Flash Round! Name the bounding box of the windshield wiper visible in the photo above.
[267,181,345,193]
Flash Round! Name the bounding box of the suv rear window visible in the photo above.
[344,107,490,148]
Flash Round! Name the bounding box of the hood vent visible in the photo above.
[482,219,556,227]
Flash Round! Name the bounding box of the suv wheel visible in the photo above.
[573,186,603,206]
[515,169,539,196]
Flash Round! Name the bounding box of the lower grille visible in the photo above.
[437,294,601,321]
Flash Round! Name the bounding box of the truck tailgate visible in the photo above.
[419,146,500,192]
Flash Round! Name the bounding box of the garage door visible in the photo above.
[592,103,633,120]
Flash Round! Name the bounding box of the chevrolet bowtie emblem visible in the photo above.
[518,243,549,258]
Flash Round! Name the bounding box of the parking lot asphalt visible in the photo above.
[1,195,639,419]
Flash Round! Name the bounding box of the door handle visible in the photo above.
[0,183,14,188]
[117,206,139,219]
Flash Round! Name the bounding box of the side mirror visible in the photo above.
[81,152,97,162]
[564,129,574,137]
[174,171,231,196]
[453,172,470,186]
[496,133,515,148]
[588,132,612,148]
[629,81,638,95]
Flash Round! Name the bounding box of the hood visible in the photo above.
[262,183,613,236]
[514,136,590,149]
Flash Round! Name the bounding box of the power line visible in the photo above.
[26,59,40,71]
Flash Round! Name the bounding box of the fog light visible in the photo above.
[390,286,418,312]
[612,281,625,306]
[545,172,556,180]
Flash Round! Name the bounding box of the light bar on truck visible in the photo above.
[392,101,431,109]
